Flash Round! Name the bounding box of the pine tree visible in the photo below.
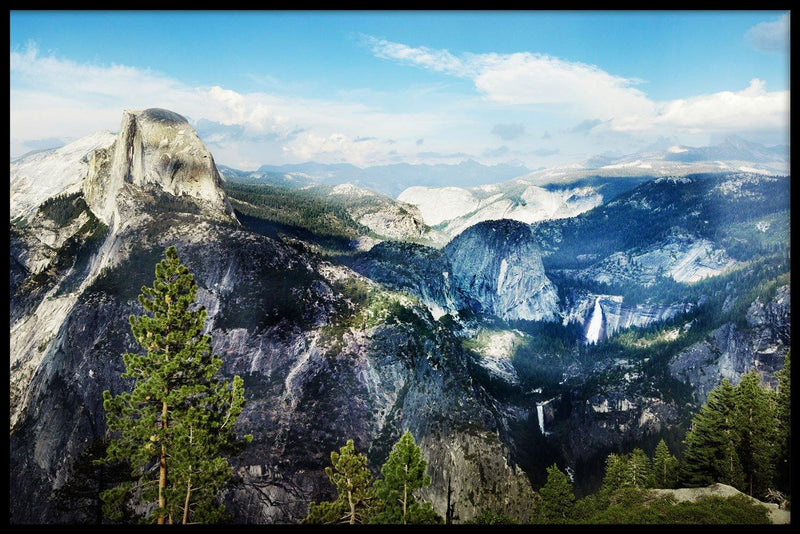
[304,439,374,524]
[733,370,778,497]
[600,453,627,495]
[537,463,575,523]
[774,351,791,495]
[652,439,679,489]
[625,448,652,489]
[680,378,744,489]
[99,245,251,524]
[367,430,442,524]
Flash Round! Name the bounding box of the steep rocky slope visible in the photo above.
[9,109,538,524]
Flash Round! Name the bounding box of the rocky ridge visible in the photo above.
[9,109,539,524]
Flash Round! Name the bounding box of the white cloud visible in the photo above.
[361,35,471,77]
[652,79,789,134]
[365,36,789,143]
[365,36,656,120]
[746,13,790,53]
[9,43,460,168]
[9,38,791,170]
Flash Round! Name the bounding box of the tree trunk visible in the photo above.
[157,400,168,524]
[182,474,191,525]
[348,489,356,524]
[402,464,408,525]
[183,427,193,524]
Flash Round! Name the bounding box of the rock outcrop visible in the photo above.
[82,108,236,229]
[444,219,560,322]
[668,285,790,403]
[649,483,790,524]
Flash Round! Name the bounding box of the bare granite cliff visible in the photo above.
[82,107,236,229]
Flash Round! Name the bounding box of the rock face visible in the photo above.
[649,483,790,524]
[10,108,239,432]
[558,389,682,467]
[328,183,433,243]
[349,219,562,324]
[10,131,117,222]
[349,241,474,321]
[82,108,236,229]
[668,285,790,403]
[562,292,693,344]
[444,219,559,322]
[575,233,739,286]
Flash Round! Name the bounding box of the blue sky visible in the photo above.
[10,10,790,170]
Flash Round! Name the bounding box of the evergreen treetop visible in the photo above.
[99,245,251,524]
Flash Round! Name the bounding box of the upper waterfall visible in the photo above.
[585,296,604,344]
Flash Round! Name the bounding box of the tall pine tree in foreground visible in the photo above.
[368,430,442,524]
[774,351,791,496]
[733,370,778,497]
[99,245,251,524]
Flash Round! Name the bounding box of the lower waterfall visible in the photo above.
[537,404,545,435]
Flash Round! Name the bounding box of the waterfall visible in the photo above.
[537,404,545,435]
[585,296,603,344]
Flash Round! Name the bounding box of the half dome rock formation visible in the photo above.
[82,108,237,229]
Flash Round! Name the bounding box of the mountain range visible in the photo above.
[9,108,790,524]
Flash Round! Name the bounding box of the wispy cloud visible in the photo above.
[746,13,790,53]
[360,35,472,77]
[364,35,655,121]
[363,35,789,141]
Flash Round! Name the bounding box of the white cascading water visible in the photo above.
[585,296,603,344]
[537,404,545,435]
